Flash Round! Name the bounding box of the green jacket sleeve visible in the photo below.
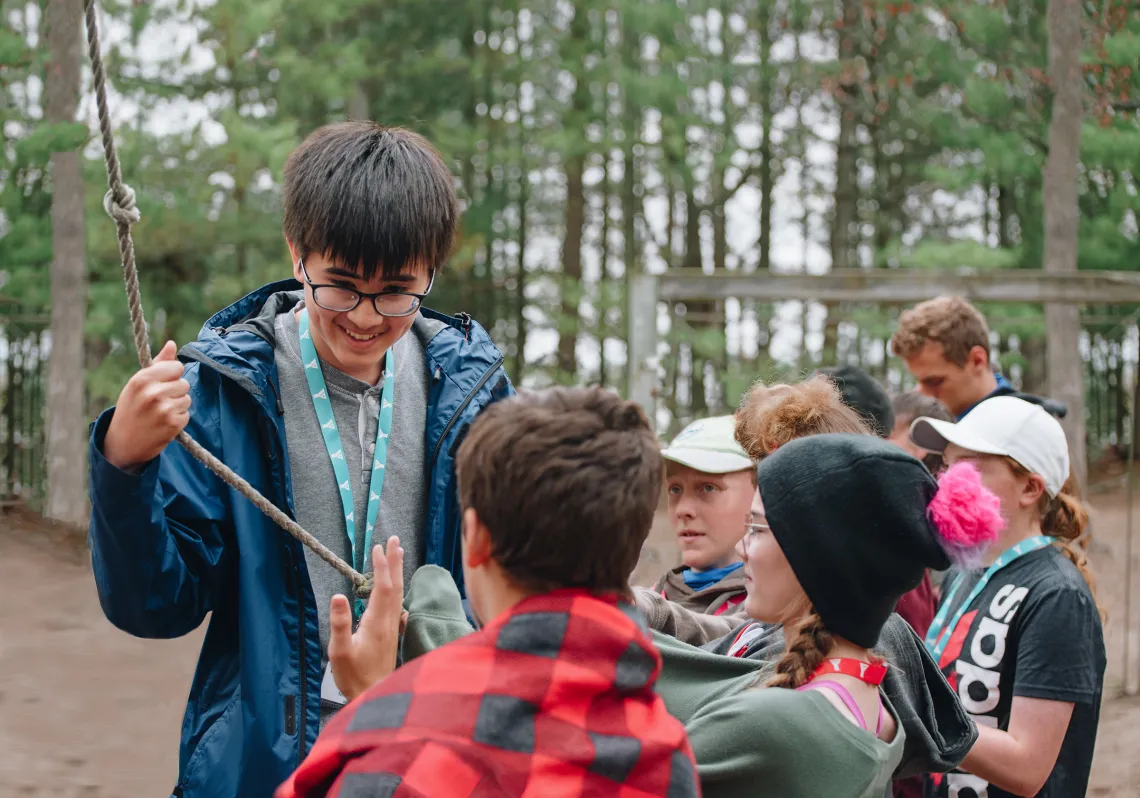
[635,586,741,644]
[401,565,475,662]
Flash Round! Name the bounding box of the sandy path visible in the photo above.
[2,498,1139,796]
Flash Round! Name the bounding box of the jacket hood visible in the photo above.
[992,386,1068,419]
[656,564,748,599]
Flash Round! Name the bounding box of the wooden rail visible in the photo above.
[655,268,1140,305]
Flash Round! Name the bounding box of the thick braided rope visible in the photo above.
[82,0,370,597]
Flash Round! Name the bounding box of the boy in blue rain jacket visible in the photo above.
[87,122,513,798]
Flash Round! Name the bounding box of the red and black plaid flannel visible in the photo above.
[277,590,700,798]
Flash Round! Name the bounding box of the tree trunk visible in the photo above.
[1114,336,1126,447]
[557,153,586,381]
[830,0,860,252]
[598,146,611,387]
[461,11,482,322]
[513,140,528,384]
[620,9,641,395]
[756,94,774,368]
[1042,0,1087,489]
[997,183,1015,248]
[556,6,591,382]
[825,0,860,363]
[684,180,711,415]
[757,1,774,278]
[1022,333,1049,396]
[480,6,498,327]
[44,0,88,527]
[758,119,773,274]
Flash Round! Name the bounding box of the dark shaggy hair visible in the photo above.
[282,122,459,279]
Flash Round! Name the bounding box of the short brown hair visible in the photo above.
[456,387,662,595]
[891,391,953,427]
[890,296,991,365]
[892,391,953,474]
[734,376,871,460]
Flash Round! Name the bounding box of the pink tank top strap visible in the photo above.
[797,679,872,732]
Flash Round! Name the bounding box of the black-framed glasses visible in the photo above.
[299,259,434,318]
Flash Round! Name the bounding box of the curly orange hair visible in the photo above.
[734,375,872,460]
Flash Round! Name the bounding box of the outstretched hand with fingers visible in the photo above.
[328,536,405,703]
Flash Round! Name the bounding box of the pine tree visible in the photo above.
[44,0,89,526]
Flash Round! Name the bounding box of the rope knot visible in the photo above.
[103,184,141,225]
[353,576,373,599]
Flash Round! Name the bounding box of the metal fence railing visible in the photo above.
[1,300,48,509]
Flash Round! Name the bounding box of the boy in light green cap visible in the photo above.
[651,415,757,616]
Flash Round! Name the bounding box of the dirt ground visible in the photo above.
[2,482,1140,797]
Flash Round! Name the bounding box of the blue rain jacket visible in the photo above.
[87,280,513,798]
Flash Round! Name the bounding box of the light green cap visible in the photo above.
[662,415,754,474]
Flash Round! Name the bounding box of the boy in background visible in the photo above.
[652,416,755,616]
[890,391,954,475]
[890,296,1066,419]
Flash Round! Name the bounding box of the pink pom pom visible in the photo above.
[927,462,1006,569]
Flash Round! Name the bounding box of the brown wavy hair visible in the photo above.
[764,604,887,690]
[765,608,836,689]
[735,375,873,460]
[1004,459,1106,621]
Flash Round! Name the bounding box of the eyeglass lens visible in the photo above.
[312,286,421,317]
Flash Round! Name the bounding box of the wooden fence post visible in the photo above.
[628,273,659,424]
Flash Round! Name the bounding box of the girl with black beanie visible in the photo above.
[677,433,1005,797]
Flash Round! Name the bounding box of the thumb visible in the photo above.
[154,340,178,362]
[328,595,353,657]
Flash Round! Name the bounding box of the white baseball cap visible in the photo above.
[661,415,754,474]
[910,396,1070,496]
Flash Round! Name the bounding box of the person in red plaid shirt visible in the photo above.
[277,386,701,798]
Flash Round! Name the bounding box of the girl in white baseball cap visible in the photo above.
[910,395,1106,798]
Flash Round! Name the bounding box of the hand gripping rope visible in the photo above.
[82,0,373,598]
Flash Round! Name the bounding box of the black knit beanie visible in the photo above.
[813,365,895,438]
[757,433,953,648]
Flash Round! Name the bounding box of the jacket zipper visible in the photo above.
[261,416,308,764]
[285,545,308,763]
[428,356,505,473]
[255,411,307,764]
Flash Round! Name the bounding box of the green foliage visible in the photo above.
[3,0,1140,439]
[893,240,1024,272]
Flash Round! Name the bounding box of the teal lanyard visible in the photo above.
[925,535,1054,661]
[298,309,395,616]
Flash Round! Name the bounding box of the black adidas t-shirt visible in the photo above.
[927,545,1105,798]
